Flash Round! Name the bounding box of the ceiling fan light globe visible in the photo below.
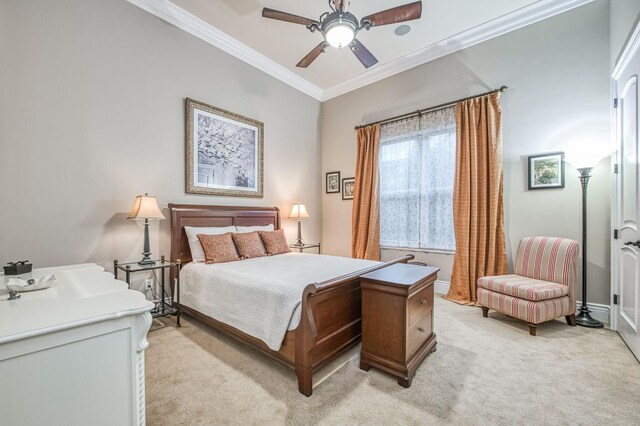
[325,25,355,48]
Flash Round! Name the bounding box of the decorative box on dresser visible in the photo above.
[360,263,439,388]
[0,264,153,426]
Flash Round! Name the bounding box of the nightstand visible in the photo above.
[360,263,439,388]
[289,242,321,253]
[113,255,181,327]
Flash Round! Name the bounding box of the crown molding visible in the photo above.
[612,16,640,78]
[321,0,595,100]
[126,0,323,100]
[128,0,594,102]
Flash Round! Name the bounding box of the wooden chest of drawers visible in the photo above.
[360,263,439,388]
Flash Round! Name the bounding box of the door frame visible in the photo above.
[610,20,640,332]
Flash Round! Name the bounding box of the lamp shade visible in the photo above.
[127,194,165,220]
[289,203,310,219]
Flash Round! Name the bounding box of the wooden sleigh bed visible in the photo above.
[168,204,413,396]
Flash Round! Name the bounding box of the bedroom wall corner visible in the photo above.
[610,0,640,68]
[0,0,322,282]
[320,0,612,305]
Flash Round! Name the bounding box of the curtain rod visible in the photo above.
[354,85,508,130]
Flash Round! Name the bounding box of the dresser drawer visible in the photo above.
[407,311,433,358]
[408,284,434,326]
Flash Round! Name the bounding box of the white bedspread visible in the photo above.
[179,253,379,351]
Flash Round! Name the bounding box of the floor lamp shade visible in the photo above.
[128,193,165,265]
[289,203,309,246]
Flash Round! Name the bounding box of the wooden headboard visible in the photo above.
[168,204,281,264]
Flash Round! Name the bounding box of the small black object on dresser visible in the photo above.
[4,261,33,275]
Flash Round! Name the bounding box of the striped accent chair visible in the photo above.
[477,237,579,336]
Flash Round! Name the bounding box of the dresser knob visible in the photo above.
[420,299,427,304]
[418,327,425,332]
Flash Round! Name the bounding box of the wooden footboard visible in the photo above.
[294,254,414,396]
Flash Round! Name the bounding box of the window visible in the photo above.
[379,106,456,251]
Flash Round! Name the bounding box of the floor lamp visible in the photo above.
[575,167,604,328]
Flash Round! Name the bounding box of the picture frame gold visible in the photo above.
[185,98,264,197]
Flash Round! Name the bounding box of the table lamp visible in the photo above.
[128,193,165,265]
[289,203,309,246]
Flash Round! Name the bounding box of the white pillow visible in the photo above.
[236,224,275,233]
[184,226,237,263]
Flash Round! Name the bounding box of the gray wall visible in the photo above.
[321,1,612,304]
[0,0,322,284]
[610,0,640,67]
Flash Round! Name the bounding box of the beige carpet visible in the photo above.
[146,297,640,425]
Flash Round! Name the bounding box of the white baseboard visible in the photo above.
[576,301,611,326]
[434,280,450,295]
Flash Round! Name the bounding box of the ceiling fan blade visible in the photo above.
[296,42,328,68]
[361,1,422,27]
[349,39,378,69]
[262,8,316,26]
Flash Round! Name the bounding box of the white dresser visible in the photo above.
[0,264,154,426]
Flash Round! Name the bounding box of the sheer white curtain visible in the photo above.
[379,106,456,251]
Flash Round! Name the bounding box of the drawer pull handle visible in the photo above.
[420,299,427,304]
[418,327,426,333]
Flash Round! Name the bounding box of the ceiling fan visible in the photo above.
[262,0,422,69]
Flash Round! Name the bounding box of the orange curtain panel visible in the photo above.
[352,124,381,260]
[445,92,508,304]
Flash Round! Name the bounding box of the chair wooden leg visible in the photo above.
[528,323,537,336]
[481,306,489,318]
[566,314,577,326]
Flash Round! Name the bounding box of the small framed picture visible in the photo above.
[326,171,340,194]
[342,177,355,200]
[528,152,565,190]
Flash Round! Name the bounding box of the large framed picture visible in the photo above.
[528,152,565,190]
[326,171,340,194]
[185,98,264,197]
[342,177,355,200]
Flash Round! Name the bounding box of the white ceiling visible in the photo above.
[130,0,593,100]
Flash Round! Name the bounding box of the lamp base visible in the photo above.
[138,255,156,266]
[576,308,604,328]
[295,219,303,247]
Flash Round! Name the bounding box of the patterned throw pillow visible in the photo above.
[259,229,292,256]
[232,231,267,259]
[197,233,240,264]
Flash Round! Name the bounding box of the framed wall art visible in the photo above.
[528,152,565,190]
[185,98,264,197]
[342,177,355,200]
[326,171,340,194]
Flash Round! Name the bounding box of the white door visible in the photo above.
[613,25,640,360]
